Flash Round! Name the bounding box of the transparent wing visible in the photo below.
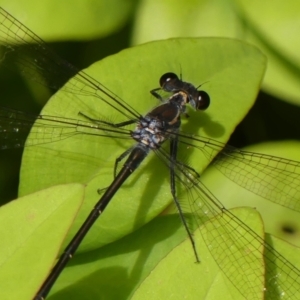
[2,105,300,214]
[1,7,299,299]
[192,183,300,299]
[0,8,140,120]
[0,107,132,149]
[177,133,300,213]
[155,145,300,299]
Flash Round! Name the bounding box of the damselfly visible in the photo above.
[0,7,299,300]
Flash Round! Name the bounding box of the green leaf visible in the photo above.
[47,207,300,299]
[265,233,300,299]
[49,213,188,299]
[132,0,239,44]
[2,0,136,41]
[197,140,300,298]
[132,208,264,300]
[19,38,266,257]
[132,0,300,105]
[0,184,84,300]
[202,140,300,248]
[234,0,300,105]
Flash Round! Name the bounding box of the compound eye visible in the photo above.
[159,72,178,87]
[196,91,210,110]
